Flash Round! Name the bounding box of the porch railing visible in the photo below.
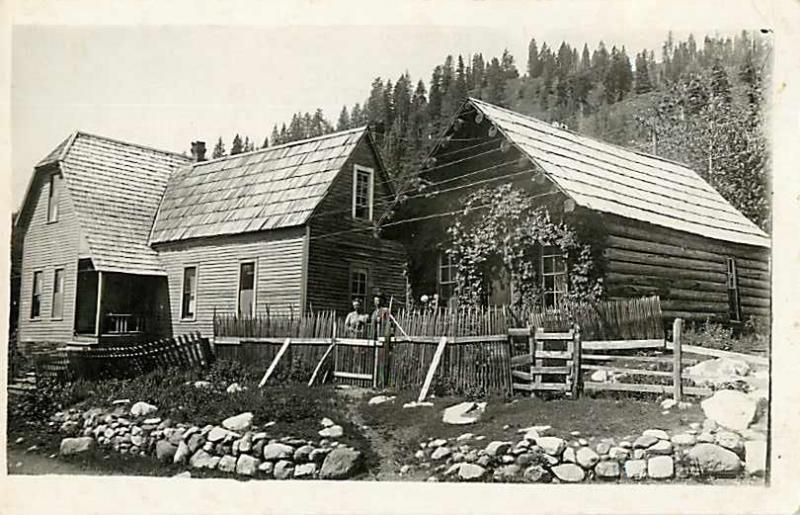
[104,313,146,334]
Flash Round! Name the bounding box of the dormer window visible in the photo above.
[352,165,374,220]
[47,174,61,223]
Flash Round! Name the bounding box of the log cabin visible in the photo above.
[15,127,406,348]
[394,98,770,327]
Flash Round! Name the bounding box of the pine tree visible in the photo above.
[580,44,591,72]
[383,79,395,129]
[261,135,269,149]
[634,51,653,94]
[366,77,386,128]
[428,66,444,129]
[710,59,732,103]
[500,49,519,80]
[243,136,252,152]
[486,57,505,105]
[212,137,226,158]
[270,125,281,146]
[230,134,244,155]
[527,38,541,77]
[350,103,365,127]
[337,105,350,131]
[471,54,485,90]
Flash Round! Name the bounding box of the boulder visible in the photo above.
[368,395,395,405]
[633,435,659,449]
[174,440,190,464]
[562,447,576,463]
[687,443,742,477]
[623,459,647,480]
[701,390,758,431]
[222,412,253,432]
[59,437,95,456]
[715,431,744,454]
[576,447,600,469]
[194,380,212,389]
[697,432,716,444]
[551,463,585,483]
[293,445,315,463]
[537,437,566,456]
[608,447,630,461]
[130,402,158,417]
[484,441,512,457]
[671,433,697,446]
[590,369,609,382]
[429,438,447,447]
[189,450,214,469]
[319,447,363,479]
[217,455,237,473]
[431,447,452,461]
[660,399,677,410]
[522,430,540,442]
[442,401,486,425]
[156,441,178,462]
[309,448,330,464]
[685,357,750,388]
[596,442,612,455]
[642,429,670,441]
[294,462,317,478]
[744,440,767,476]
[493,464,521,481]
[523,464,551,483]
[456,433,474,442]
[457,463,487,481]
[172,471,191,478]
[318,425,344,438]
[647,456,674,479]
[226,382,245,394]
[258,461,274,476]
[273,460,294,479]
[320,417,335,427]
[646,440,673,456]
[187,434,204,453]
[263,443,295,461]
[236,454,259,476]
[595,460,621,480]
[207,426,234,443]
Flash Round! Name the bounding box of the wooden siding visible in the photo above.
[155,228,306,337]
[17,166,82,344]
[306,136,407,313]
[600,213,770,323]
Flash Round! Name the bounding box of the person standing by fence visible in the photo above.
[344,298,367,337]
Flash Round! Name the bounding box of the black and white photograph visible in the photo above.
[2,1,799,513]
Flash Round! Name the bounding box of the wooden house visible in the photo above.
[14,132,190,350]
[149,127,406,336]
[15,127,406,346]
[396,98,770,326]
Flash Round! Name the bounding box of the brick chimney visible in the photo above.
[190,141,207,162]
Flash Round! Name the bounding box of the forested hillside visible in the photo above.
[210,30,771,231]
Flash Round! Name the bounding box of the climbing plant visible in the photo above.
[446,184,603,310]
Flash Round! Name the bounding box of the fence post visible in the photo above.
[672,317,683,402]
[571,324,582,399]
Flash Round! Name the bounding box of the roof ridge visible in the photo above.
[73,131,192,161]
[191,126,368,168]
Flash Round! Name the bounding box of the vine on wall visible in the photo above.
[447,184,603,310]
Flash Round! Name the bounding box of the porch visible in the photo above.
[72,259,171,344]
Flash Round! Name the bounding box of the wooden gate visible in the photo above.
[509,325,582,398]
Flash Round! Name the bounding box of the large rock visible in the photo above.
[493,464,521,481]
[319,447,363,479]
[715,431,744,454]
[744,440,767,476]
[273,460,294,479]
[523,465,551,483]
[647,456,674,479]
[671,433,697,446]
[687,443,742,477]
[263,443,294,461]
[222,412,253,432]
[236,454,259,476]
[576,447,600,469]
[130,401,158,417]
[189,449,215,469]
[156,440,178,462]
[293,445,315,463]
[537,436,566,456]
[217,455,237,473]
[457,463,487,481]
[484,441,512,457]
[174,440,190,464]
[595,460,621,480]
[623,459,647,480]
[368,395,395,405]
[633,435,659,449]
[646,440,673,456]
[442,401,486,425]
[431,446,452,461]
[318,425,344,438]
[60,437,96,456]
[642,429,670,441]
[551,463,585,483]
[207,426,235,443]
[294,462,317,478]
[685,357,750,388]
[701,390,758,431]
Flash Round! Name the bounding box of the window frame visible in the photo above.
[51,267,65,320]
[181,265,198,321]
[30,270,43,320]
[236,259,258,317]
[351,164,375,221]
[725,257,742,322]
[437,251,458,302]
[540,244,568,310]
[349,265,369,308]
[47,173,60,223]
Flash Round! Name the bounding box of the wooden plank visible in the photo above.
[535,331,574,341]
[507,327,531,337]
[582,339,666,351]
[582,353,699,365]
[581,364,673,378]
[672,318,683,402]
[584,381,712,397]
[512,370,532,381]
[531,366,571,374]
[665,342,768,366]
[417,336,448,403]
[258,337,291,388]
[511,353,532,367]
[513,382,568,392]
[571,325,582,399]
[332,371,372,381]
[335,338,385,347]
[307,341,336,387]
[535,350,572,359]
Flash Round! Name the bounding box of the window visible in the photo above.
[31,271,42,319]
[726,258,741,322]
[47,174,61,223]
[352,165,374,220]
[541,245,568,309]
[238,261,256,317]
[438,252,458,302]
[51,268,64,318]
[181,267,197,320]
[350,267,368,307]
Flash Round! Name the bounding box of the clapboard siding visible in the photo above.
[18,166,81,344]
[155,228,306,337]
[601,214,770,323]
[307,136,407,313]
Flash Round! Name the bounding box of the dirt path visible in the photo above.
[7,448,107,476]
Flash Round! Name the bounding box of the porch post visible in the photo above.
[94,271,104,337]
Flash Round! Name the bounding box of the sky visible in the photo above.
[10,2,772,208]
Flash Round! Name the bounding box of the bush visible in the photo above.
[683,318,768,353]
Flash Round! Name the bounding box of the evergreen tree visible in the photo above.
[634,51,653,94]
[383,79,395,129]
[350,103,366,127]
[261,135,269,149]
[279,123,288,144]
[270,125,281,146]
[212,137,226,159]
[710,59,732,102]
[337,105,350,131]
[471,53,486,90]
[428,66,444,129]
[230,134,244,155]
[243,136,252,152]
[500,49,519,80]
[393,73,412,124]
[486,57,505,105]
[366,77,387,127]
[527,38,541,77]
[580,44,591,72]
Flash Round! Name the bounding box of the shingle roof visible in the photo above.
[51,132,190,275]
[469,98,770,248]
[150,127,367,244]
